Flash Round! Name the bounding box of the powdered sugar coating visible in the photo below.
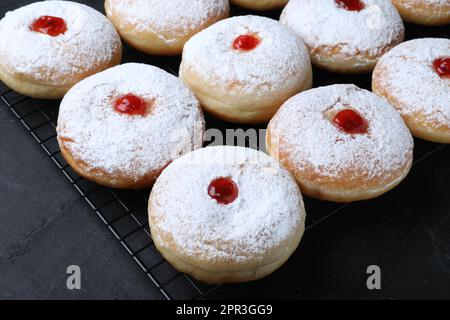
[280,0,404,61]
[400,0,449,7]
[180,15,311,95]
[150,146,305,262]
[105,0,229,43]
[268,84,414,179]
[373,38,450,129]
[57,63,204,181]
[0,1,121,84]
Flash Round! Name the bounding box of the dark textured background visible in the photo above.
[0,0,449,300]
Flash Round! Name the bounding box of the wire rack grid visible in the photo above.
[0,84,226,300]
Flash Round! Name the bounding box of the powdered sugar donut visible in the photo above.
[230,0,289,11]
[267,84,414,203]
[373,38,450,143]
[148,146,306,284]
[57,63,204,190]
[280,0,405,73]
[391,0,450,26]
[105,0,229,56]
[180,15,312,124]
[0,1,122,99]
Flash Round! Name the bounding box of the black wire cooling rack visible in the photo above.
[1,0,448,300]
[1,81,447,300]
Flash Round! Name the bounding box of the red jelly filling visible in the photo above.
[31,16,67,37]
[333,109,368,134]
[114,94,147,116]
[208,177,239,205]
[335,0,365,11]
[233,35,261,51]
[433,57,450,79]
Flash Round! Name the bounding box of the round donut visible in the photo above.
[230,0,289,11]
[267,84,414,203]
[280,0,405,73]
[391,0,450,26]
[180,15,312,124]
[373,38,450,143]
[57,63,205,190]
[148,146,306,284]
[0,1,122,100]
[105,0,230,56]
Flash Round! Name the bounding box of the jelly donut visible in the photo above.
[148,146,306,284]
[57,63,204,190]
[267,84,414,203]
[105,0,230,56]
[0,1,122,99]
[180,15,312,124]
[230,0,289,11]
[280,0,405,73]
[391,0,450,26]
[373,38,450,143]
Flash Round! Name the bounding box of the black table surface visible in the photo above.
[0,0,449,300]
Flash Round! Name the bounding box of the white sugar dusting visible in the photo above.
[106,0,229,41]
[401,0,449,8]
[150,146,305,262]
[57,63,204,180]
[180,15,311,95]
[0,1,121,84]
[269,84,414,179]
[375,38,450,128]
[280,0,404,59]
